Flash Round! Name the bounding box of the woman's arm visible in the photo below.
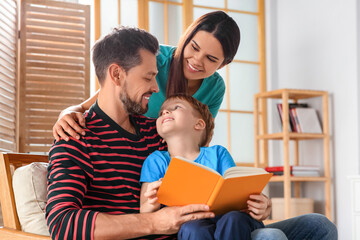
[52,90,99,141]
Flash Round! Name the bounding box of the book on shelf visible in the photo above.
[157,156,273,215]
[294,108,322,133]
[276,103,308,132]
[276,103,322,133]
[265,165,321,177]
[292,170,320,177]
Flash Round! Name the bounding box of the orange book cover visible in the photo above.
[157,157,273,215]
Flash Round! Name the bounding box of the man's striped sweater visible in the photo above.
[46,102,171,240]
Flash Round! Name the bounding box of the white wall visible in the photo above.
[265,0,359,239]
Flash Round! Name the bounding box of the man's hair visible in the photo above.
[92,26,159,85]
[162,94,214,147]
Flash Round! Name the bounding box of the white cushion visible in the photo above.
[12,162,50,236]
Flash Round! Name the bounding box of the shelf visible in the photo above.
[254,89,332,220]
[256,132,326,140]
[255,88,326,100]
[269,176,328,182]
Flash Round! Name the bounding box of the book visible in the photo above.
[156,157,273,215]
[265,165,320,177]
[265,165,320,172]
[276,103,308,132]
[294,108,322,133]
[292,170,320,177]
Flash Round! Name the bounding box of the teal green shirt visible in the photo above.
[144,45,226,119]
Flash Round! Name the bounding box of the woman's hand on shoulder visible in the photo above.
[53,108,86,142]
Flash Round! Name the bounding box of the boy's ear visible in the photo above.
[108,64,125,86]
[194,119,206,130]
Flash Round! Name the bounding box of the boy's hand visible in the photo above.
[144,179,162,204]
[247,193,271,221]
[140,179,162,213]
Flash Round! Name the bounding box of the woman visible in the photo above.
[52,11,337,239]
[53,11,240,141]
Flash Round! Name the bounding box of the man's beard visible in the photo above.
[120,84,148,115]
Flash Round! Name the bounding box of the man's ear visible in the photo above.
[194,119,206,130]
[108,64,125,86]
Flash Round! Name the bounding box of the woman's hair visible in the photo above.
[92,26,159,85]
[161,94,214,147]
[166,11,240,97]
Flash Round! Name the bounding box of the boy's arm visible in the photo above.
[140,180,162,213]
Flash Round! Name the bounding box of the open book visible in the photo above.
[157,157,273,215]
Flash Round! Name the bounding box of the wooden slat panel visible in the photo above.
[26,54,85,64]
[27,96,83,104]
[25,102,83,111]
[0,73,16,90]
[27,12,86,24]
[28,116,58,124]
[27,47,85,57]
[0,125,15,137]
[19,0,90,153]
[0,94,16,107]
[25,89,85,97]
[25,111,60,119]
[0,55,16,70]
[23,145,52,153]
[0,141,16,152]
[27,40,86,51]
[27,61,85,71]
[0,12,16,30]
[27,75,85,83]
[27,26,85,38]
[28,131,53,138]
[26,32,85,44]
[0,32,15,49]
[26,19,86,31]
[27,0,89,10]
[26,69,85,78]
[28,5,85,18]
[0,133,16,143]
[0,46,16,61]
[0,117,16,129]
[0,26,16,44]
[0,102,16,115]
[0,110,14,121]
[0,0,17,152]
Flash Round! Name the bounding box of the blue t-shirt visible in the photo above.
[140,145,236,183]
[144,45,226,118]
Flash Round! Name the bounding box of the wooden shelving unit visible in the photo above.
[254,89,332,220]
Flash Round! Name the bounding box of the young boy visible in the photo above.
[140,94,264,240]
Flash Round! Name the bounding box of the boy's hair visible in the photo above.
[162,94,214,147]
[92,26,159,85]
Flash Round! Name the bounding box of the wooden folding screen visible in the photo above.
[19,0,90,153]
[0,0,18,153]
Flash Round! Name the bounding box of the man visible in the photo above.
[46,26,214,240]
